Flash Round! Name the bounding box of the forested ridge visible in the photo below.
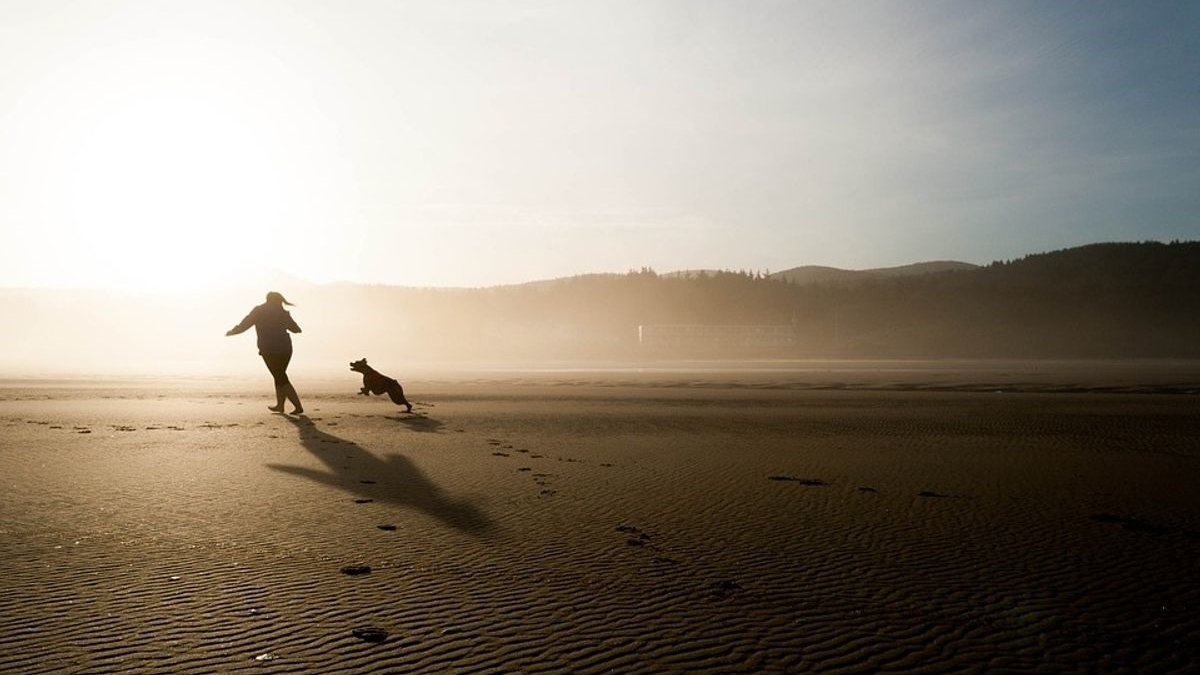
[304,241,1200,358]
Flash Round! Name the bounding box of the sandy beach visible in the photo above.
[1,365,1198,674]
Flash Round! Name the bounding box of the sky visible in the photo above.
[0,0,1197,290]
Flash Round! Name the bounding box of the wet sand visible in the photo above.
[1,369,1198,674]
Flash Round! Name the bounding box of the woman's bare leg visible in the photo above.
[283,384,303,415]
[268,385,286,412]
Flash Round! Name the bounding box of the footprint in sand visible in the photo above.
[857,486,879,493]
[354,498,374,504]
[616,524,655,548]
[352,627,388,643]
[492,452,509,457]
[376,524,397,531]
[707,579,743,600]
[359,480,377,485]
[1090,513,1179,536]
[340,565,371,576]
[768,476,826,486]
[917,490,951,498]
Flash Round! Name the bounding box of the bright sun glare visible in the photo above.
[3,4,354,295]
[62,96,283,292]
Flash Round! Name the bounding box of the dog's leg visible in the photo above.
[386,382,414,413]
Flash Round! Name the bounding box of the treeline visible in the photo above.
[793,241,1200,357]
[300,241,1200,359]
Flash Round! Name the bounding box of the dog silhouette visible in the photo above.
[350,358,413,413]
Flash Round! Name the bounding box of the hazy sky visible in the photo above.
[1,0,1196,289]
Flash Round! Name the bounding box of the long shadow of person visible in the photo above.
[268,416,493,537]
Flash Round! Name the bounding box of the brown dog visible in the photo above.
[350,358,413,413]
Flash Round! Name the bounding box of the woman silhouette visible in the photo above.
[226,291,304,414]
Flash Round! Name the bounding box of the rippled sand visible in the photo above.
[1,370,1198,674]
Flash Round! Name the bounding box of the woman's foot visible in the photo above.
[289,407,304,415]
[268,404,285,413]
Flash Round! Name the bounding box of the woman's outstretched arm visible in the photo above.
[226,308,258,336]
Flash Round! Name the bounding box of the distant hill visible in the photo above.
[770,260,978,285]
[663,261,977,284]
[493,272,623,291]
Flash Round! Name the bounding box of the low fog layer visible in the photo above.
[1,242,1197,376]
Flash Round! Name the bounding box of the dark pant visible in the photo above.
[261,352,292,387]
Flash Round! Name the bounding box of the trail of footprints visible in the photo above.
[611,523,745,601]
[482,435,615,498]
[20,418,253,435]
[768,474,960,499]
[486,438,743,602]
[1088,512,1200,540]
[20,412,1197,547]
[767,474,1199,542]
[19,410,1197,649]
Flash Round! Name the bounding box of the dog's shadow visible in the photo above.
[268,416,493,537]
[393,412,444,433]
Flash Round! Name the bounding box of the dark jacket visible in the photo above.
[230,303,301,355]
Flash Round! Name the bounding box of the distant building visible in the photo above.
[637,324,796,349]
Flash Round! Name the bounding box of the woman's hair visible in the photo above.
[265,291,294,306]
